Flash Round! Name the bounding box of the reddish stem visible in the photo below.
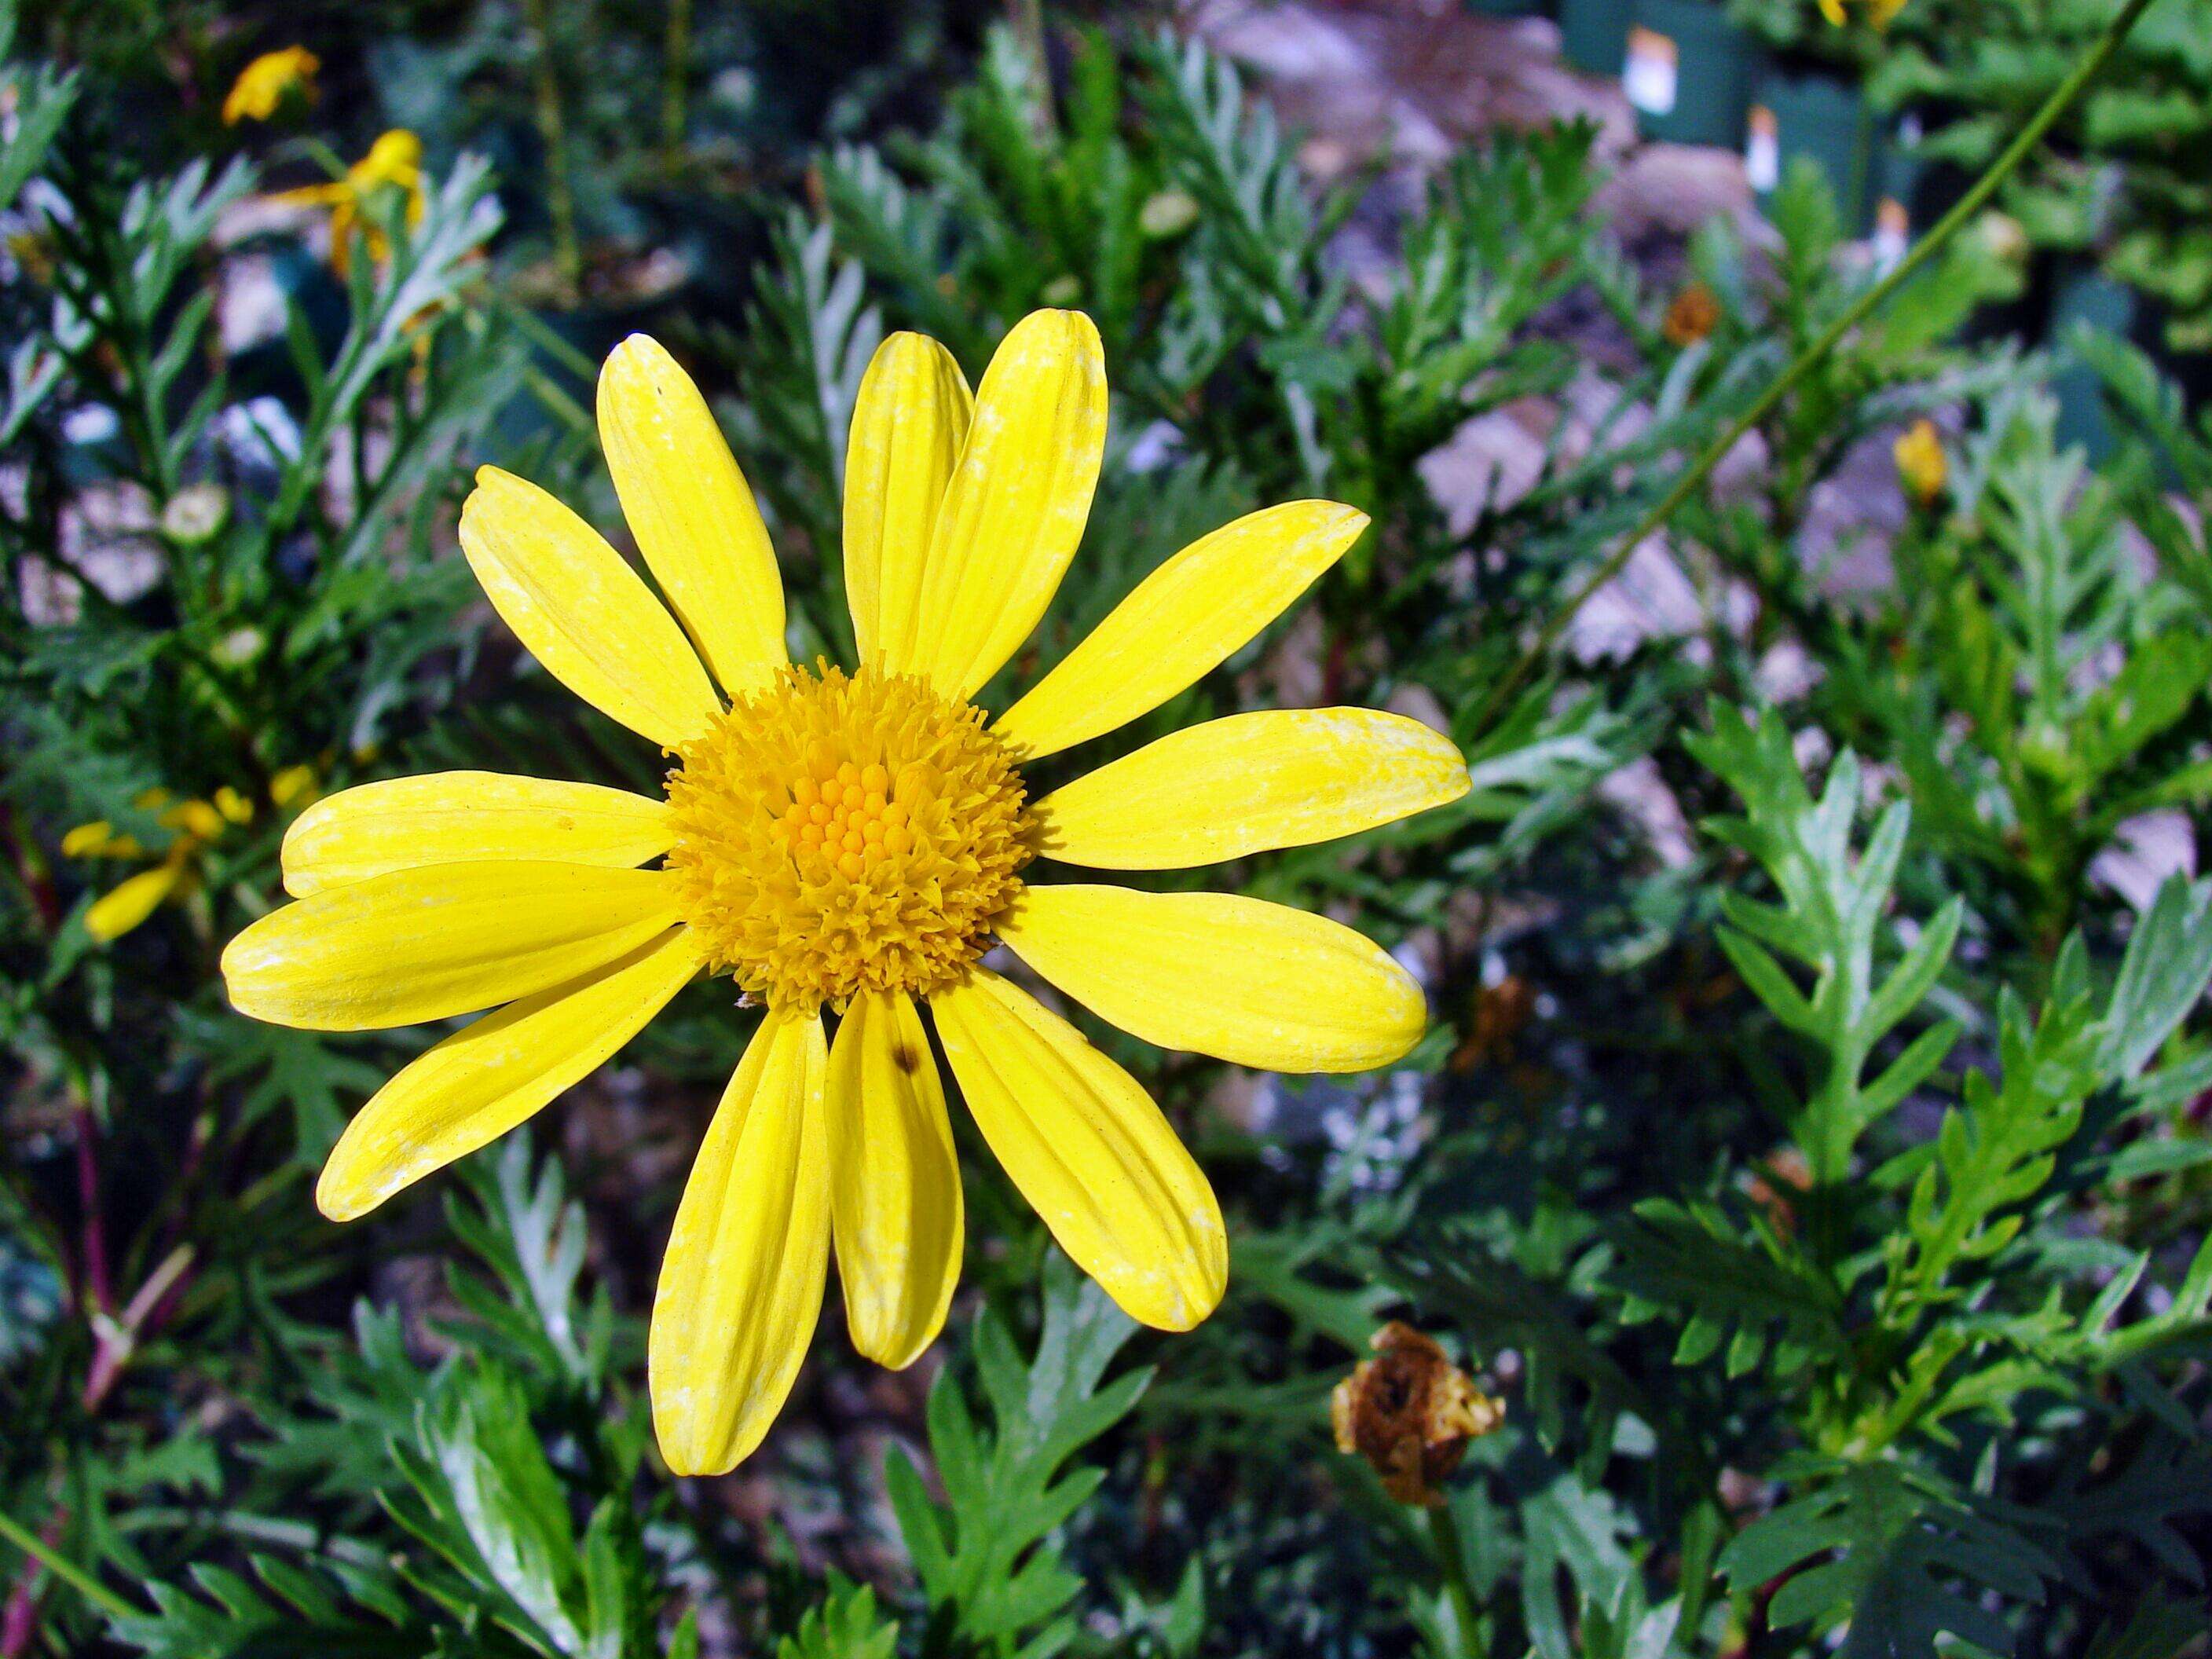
[74,1109,109,1317]
[0,1512,64,1658]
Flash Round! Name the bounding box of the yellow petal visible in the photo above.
[283,771,670,897]
[62,822,114,859]
[86,864,183,942]
[598,335,788,698]
[998,885,1426,1072]
[222,862,682,1031]
[651,1012,830,1476]
[931,968,1223,1331]
[844,333,972,675]
[910,310,1107,701]
[317,926,705,1221]
[824,991,962,1369]
[459,466,721,749]
[993,501,1368,760]
[1035,708,1470,870]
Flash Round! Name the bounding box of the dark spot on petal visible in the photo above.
[892,1042,921,1074]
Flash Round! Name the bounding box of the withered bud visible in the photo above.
[1662,282,1721,348]
[1331,1322,1503,1507]
[1453,972,1536,1071]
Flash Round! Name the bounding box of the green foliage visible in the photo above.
[887,1255,1150,1659]
[1719,1459,2056,1658]
[1881,0,2212,347]
[1822,385,2212,951]
[776,1577,899,1659]
[1689,706,1961,1214]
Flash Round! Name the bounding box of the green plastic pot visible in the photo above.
[1561,0,1635,75]
[1747,68,1878,233]
[1625,0,1765,149]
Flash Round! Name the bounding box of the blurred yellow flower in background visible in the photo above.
[222,46,320,126]
[69,771,317,943]
[269,764,321,811]
[221,309,1471,1477]
[1895,418,1947,507]
[273,130,425,273]
[1818,0,1909,26]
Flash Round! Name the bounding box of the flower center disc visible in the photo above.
[665,663,1031,1014]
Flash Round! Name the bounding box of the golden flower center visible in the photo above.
[665,663,1031,1014]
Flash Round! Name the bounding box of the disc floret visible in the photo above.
[665,663,1031,1013]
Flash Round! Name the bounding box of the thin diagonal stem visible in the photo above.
[0,1509,140,1625]
[1471,0,2163,736]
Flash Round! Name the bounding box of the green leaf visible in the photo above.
[1719,1461,2056,1656]
[777,1575,899,1659]
[2098,876,2212,1080]
[894,1252,1148,1657]
[1606,1199,1847,1375]
[1691,702,1956,1183]
[389,1362,587,1655]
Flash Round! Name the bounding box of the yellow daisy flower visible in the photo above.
[220,310,1470,1476]
[271,130,425,273]
[222,46,320,126]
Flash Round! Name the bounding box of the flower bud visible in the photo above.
[160,483,230,546]
[1893,419,1946,508]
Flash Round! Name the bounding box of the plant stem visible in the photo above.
[661,0,691,163]
[1470,0,2164,737]
[1427,1501,1486,1659]
[1009,0,1053,138]
[525,0,583,308]
[0,1508,139,1626]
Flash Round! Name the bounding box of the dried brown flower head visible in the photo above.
[1331,1322,1504,1506]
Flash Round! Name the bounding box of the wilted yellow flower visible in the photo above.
[221,311,1470,1478]
[273,130,425,273]
[222,46,320,126]
[1895,418,1946,507]
[1331,1323,1504,1506]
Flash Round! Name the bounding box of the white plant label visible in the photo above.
[1624,28,1679,117]
[1745,106,1780,192]
[1873,198,1910,273]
